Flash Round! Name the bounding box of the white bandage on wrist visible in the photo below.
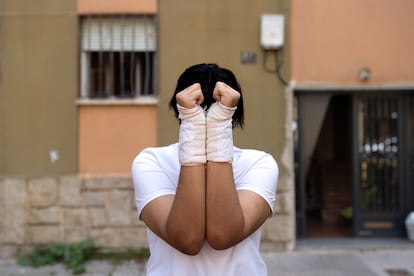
[206,102,236,163]
[177,104,206,166]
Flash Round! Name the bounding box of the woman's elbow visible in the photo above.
[176,236,204,255]
[206,231,237,250]
[168,229,205,255]
[180,245,202,256]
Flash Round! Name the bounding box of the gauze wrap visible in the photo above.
[177,104,206,166]
[206,102,236,163]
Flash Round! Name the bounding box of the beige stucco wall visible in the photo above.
[291,0,414,84]
[78,104,157,175]
[0,0,78,176]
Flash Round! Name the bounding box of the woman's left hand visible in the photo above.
[212,82,240,108]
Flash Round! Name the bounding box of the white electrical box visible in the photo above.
[260,14,285,50]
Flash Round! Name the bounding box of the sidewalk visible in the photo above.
[264,249,414,276]
[1,239,413,276]
[264,238,414,276]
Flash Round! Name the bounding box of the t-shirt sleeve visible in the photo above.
[131,149,176,219]
[236,153,279,215]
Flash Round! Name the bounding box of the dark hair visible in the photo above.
[169,63,244,128]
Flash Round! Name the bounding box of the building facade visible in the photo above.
[291,0,414,238]
[0,0,413,258]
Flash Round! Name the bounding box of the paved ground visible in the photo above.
[1,239,413,276]
[264,250,414,276]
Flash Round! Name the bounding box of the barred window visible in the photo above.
[80,15,156,99]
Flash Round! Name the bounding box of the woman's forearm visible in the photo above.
[166,165,206,255]
[205,162,245,250]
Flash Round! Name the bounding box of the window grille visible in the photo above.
[80,15,156,99]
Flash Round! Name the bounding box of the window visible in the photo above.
[80,15,156,99]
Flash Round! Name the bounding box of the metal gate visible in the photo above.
[353,95,406,236]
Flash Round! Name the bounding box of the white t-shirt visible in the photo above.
[132,143,278,276]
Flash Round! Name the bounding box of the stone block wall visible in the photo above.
[0,175,295,258]
[0,176,147,258]
[262,171,296,252]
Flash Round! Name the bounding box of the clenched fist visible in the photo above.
[212,82,240,108]
[176,83,204,109]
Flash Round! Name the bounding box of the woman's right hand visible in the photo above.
[175,83,204,108]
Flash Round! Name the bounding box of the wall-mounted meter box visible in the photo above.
[260,14,285,50]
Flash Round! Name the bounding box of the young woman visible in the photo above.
[132,63,278,275]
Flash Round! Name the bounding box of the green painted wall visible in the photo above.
[0,0,78,176]
[157,0,291,160]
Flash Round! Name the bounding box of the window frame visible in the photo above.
[79,15,157,101]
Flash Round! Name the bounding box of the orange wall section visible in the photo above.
[78,105,157,176]
[291,0,414,84]
[78,0,157,14]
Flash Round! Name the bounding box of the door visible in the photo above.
[353,95,406,236]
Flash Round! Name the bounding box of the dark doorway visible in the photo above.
[295,91,413,238]
[302,95,353,237]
